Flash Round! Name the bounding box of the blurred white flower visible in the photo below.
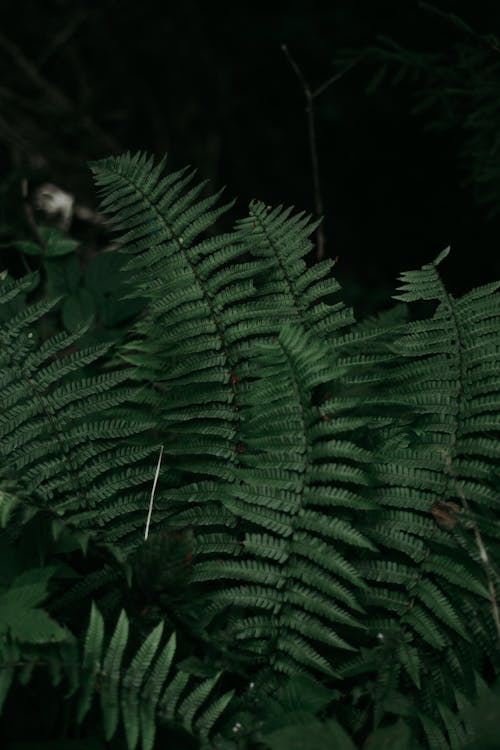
[34,183,74,230]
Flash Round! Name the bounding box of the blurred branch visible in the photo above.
[0,29,119,153]
[37,10,89,69]
[0,30,69,111]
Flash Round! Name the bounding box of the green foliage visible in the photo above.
[13,226,80,258]
[1,150,500,749]
[0,567,69,645]
[262,717,358,750]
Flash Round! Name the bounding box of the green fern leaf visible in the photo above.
[77,602,105,724]
[121,620,164,750]
[139,632,176,750]
[100,609,129,740]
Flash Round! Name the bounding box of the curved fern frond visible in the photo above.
[90,152,260,485]
[347,248,500,737]
[193,325,373,678]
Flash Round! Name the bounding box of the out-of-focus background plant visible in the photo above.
[1,0,500,320]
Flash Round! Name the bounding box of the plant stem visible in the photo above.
[281,45,359,261]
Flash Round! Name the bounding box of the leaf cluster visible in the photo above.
[1,150,500,749]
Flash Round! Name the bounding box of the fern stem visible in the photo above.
[144,444,164,540]
[441,450,500,645]
[281,44,325,261]
[281,45,360,261]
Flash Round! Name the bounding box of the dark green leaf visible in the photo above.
[263,718,357,750]
[364,719,423,749]
[39,226,79,257]
[62,288,96,331]
[44,254,81,297]
[280,674,333,714]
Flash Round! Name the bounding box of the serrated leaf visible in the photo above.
[140,632,176,750]
[100,609,129,741]
[398,642,420,689]
[121,621,164,750]
[77,602,105,725]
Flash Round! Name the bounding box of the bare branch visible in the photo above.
[281,46,360,261]
[281,44,325,261]
[0,30,119,152]
[312,58,361,99]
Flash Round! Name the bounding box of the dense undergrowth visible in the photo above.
[0,151,500,750]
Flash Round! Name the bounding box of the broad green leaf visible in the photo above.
[62,288,96,332]
[84,251,125,294]
[364,719,423,749]
[39,226,79,257]
[44,254,81,296]
[12,240,42,256]
[0,568,68,643]
[14,227,79,257]
[280,674,333,714]
[84,251,142,325]
[263,718,357,750]
[1,608,69,643]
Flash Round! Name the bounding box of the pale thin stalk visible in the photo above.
[144,445,164,541]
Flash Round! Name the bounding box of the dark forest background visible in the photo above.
[1,0,500,316]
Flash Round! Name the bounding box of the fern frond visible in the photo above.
[193,325,372,678]
[74,605,234,748]
[235,201,354,343]
[333,249,500,737]
[91,152,269,483]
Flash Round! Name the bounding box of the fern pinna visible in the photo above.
[1,151,500,749]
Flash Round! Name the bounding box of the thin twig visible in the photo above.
[440,450,500,643]
[281,44,324,260]
[144,445,164,541]
[312,59,360,99]
[282,45,360,261]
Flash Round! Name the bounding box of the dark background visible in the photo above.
[1,0,499,316]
